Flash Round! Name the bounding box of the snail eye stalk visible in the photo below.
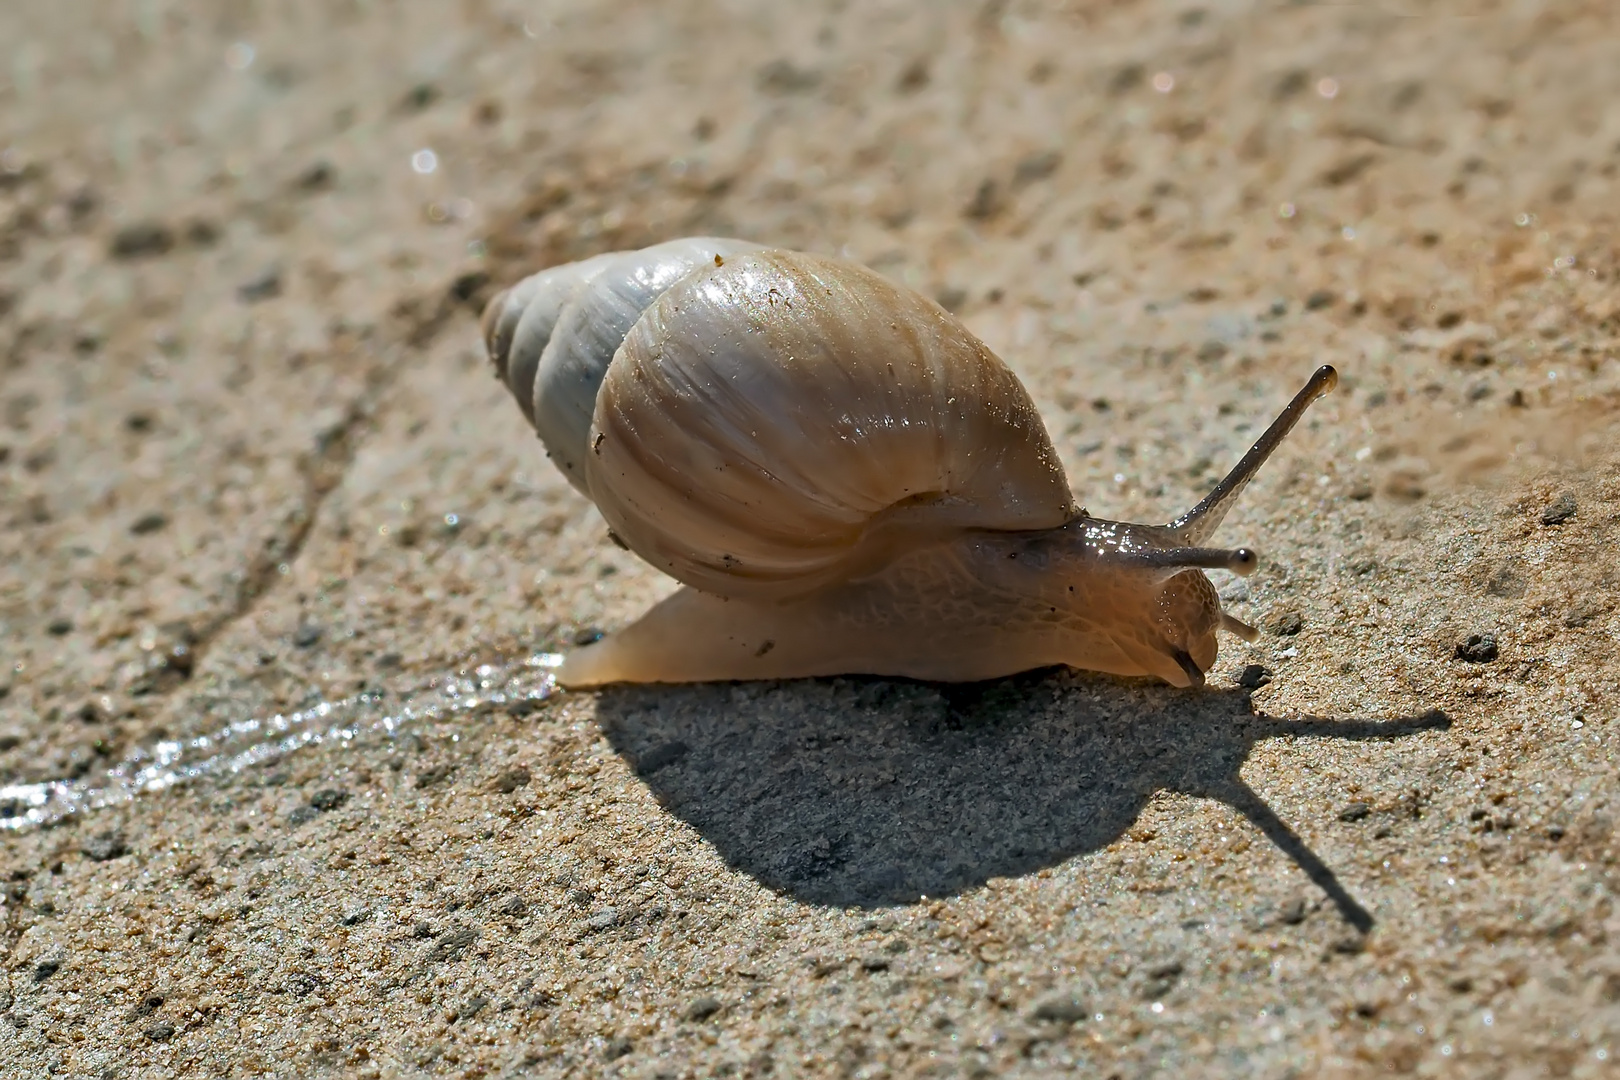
[1170,365,1338,545]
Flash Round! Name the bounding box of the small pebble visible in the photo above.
[1304,289,1336,310]
[402,82,440,111]
[46,617,73,636]
[586,907,619,931]
[184,218,220,246]
[489,766,531,793]
[425,927,478,962]
[81,832,129,862]
[603,1036,634,1061]
[286,805,320,827]
[1269,610,1304,636]
[571,626,604,646]
[1028,991,1089,1024]
[32,959,61,983]
[1539,493,1576,526]
[297,160,335,190]
[1234,664,1272,690]
[129,511,168,535]
[109,221,174,259]
[1455,633,1499,663]
[237,266,282,303]
[292,622,323,648]
[1338,801,1371,822]
[144,1021,176,1042]
[308,789,348,812]
[684,996,722,1021]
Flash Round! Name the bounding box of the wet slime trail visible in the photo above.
[0,654,563,831]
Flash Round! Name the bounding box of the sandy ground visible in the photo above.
[2,0,1618,1076]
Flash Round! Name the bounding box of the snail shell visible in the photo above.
[486,241,1075,600]
[481,238,1336,688]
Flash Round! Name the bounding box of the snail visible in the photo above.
[480,237,1337,689]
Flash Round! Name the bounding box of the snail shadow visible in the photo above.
[594,674,1450,932]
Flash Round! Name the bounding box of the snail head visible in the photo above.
[982,365,1337,688]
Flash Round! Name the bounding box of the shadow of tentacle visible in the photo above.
[1188,710,1453,934]
[594,675,1450,931]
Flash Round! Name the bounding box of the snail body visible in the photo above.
[481,239,1337,689]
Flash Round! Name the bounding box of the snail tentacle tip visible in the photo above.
[1220,612,1261,643]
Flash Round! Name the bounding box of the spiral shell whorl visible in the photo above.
[486,238,762,495]
[485,240,1076,600]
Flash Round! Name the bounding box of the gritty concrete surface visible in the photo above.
[2,1,1618,1076]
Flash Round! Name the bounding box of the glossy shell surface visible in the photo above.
[488,243,1075,599]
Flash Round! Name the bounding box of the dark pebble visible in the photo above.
[309,788,348,812]
[858,956,890,973]
[32,959,60,983]
[286,805,320,827]
[129,511,168,535]
[1455,633,1499,663]
[684,996,722,1021]
[414,763,453,788]
[124,412,154,433]
[756,58,822,95]
[402,82,440,110]
[425,927,478,963]
[46,617,73,636]
[489,766,531,794]
[143,1021,176,1042]
[571,626,604,646]
[1304,289,1336,310]
[131,993,165,1017]
[498,896,528,917]
[1234,664,1273,690]
[297,161,335,190]
[81,832,129,862]
[237,266,282,303]
[110,221,174,259]
[455,996,489,1022]
[292,622,323,648]
[603,1036,634,1061]
[1338,801,1372,822]
[339,908,373,926]
[1269,610,1304,636]
[1028,991,1089,1024]
[1539,493,1576,526]
[184,218,220,247]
